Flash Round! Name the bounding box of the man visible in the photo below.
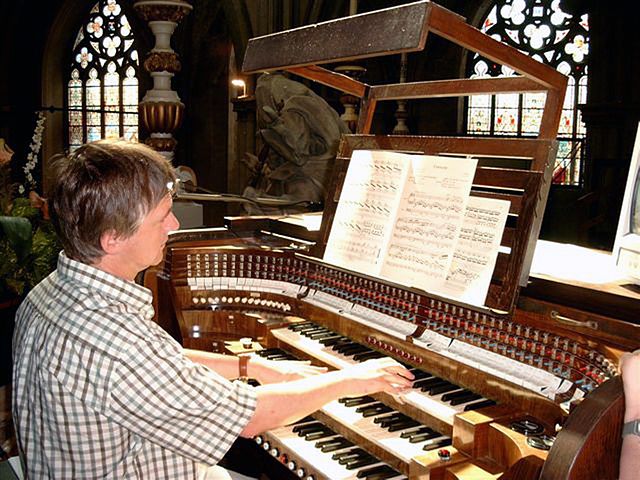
[620,349,640,480]
[12,140,414,479]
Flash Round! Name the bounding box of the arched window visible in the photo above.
[67,0,139,151]
[467,0,588,185]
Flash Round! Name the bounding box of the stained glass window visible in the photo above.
[67,0,139,151]
[467,0,589,186]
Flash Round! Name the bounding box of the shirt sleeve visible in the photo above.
[107,325,257,466]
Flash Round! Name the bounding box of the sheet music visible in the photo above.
[324,150,411,275]
[435,196,511,306]
[381,155,477,292]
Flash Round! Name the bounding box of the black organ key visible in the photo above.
[400,426,433,439]
[428,383,460,396]
[448,393,482,406]
[305,428,335,441]
[441,389,473,402]
[356,402,393,417]
[373,412,405,425]
[387,419,421,432]
[408,369,432,380]
[464,399,497,411]
[340,396,376,407]
[315,437,354,452]
[333,447,366,462]
[301,327,327,336]
[346,455,379,470]
[356,464,400,479]
[353,350,387,361]
[422,437,453,451]
[292,421,324,434]
[420,378,450,392]
[289,322,315,331]
[309,331,337,340]
[412,377,437,389]
[320,335,347,346]
[335,343,367,354]
[409,430,442,443]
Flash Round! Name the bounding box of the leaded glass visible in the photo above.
[522,92,545,135]
[468,94,492,134]
[494,93,519,135]
[466,0,589,186]
[67,0,139,149]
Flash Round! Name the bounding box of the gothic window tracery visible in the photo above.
[67,0,139,151]
[467,0,588,185]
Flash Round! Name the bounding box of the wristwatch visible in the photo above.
[238,355,250,383]
[623,419,640,437]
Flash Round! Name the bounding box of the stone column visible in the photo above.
[133,0,192,160]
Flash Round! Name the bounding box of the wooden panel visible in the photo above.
[339,134,554,161]
[540,376,624,480]
[242,2,430,72]
[369,77,547,101]
[287,65,368,97]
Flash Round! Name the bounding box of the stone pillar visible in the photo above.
[133,0,192,160]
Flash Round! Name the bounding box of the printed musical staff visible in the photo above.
[323,149,509,307]
[381,154,477,292]
[437,196,511,305]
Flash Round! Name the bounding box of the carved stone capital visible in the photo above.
[144,51,181,73]
[133,0,193,23]
[145,136,178,152]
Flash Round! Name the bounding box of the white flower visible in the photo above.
[22,111,46,191]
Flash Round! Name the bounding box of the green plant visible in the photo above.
[0,117,60,302]
[0,194,60,302]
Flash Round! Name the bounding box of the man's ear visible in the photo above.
[100,229,122,255]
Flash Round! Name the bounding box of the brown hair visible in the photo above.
[47,140,177,264]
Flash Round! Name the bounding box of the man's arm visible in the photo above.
[240,357,413,438]
[184,348,327,383]
[619,350,640,480]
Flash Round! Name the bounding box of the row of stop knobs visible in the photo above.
[254,435,315,479]
[367,336,423,363]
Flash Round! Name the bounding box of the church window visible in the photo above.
[67,0,139,151]
[467,0,589,185]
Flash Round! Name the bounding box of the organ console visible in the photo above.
[149,2,639,478]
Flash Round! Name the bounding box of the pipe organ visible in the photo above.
[151,2,638,478]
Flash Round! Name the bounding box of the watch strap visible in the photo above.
[238,355,250,382]
[623,419,640,437]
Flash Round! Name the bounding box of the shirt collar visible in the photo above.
[56,251,154,318]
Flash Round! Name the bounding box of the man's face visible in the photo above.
[118,194,180,273]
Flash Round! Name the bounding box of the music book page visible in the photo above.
[381,154,478,292]
[324,150,506,307]
[323,150,411,275]
[435,196,511,305]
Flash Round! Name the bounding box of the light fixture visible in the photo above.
[231,79,247,98]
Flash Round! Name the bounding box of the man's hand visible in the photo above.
[621,349,640,421]
[338,357,415,398]
[250,356,328,384]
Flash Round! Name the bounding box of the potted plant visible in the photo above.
[0,119,60,307]
[0,116,60,458]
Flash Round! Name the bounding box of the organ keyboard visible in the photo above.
[155,233,630,478]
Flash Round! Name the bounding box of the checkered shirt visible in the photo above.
[12,252,256,479]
